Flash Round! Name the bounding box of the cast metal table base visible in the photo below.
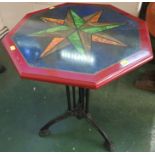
[39,86,113,151]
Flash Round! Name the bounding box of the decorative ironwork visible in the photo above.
[39,86,113,151]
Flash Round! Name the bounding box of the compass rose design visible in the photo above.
[30,9,126,58]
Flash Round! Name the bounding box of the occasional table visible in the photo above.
[2,3,153,151]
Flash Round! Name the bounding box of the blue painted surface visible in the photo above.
[12,4,140,74]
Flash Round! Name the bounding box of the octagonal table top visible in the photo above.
[2,3,153,89]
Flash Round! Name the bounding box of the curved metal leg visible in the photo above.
[85,113,114,151]
[39,111,71,137]
[39,86,114,151]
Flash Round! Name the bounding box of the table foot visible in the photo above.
[39,129,50,137]
[0,65,6,73]
[39,111,71,136]
[104,140,114,152]
[85,113,113,151]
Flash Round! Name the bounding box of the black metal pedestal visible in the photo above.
[39,86,113,151]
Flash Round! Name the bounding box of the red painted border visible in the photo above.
[2,3,153,89]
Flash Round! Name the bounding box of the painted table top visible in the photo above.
[2,3,153,89]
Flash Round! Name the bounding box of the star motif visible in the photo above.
[30,9,126,58]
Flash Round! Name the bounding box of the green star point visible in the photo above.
[68,31,85,54]
[31,25,70,36]
[70,10,85,28]
[82,23,123,34]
